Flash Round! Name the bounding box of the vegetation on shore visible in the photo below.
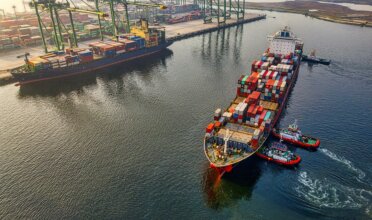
[243,1,372,27]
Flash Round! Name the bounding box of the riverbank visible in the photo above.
[244,1,372,27]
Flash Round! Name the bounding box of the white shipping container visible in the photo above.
[215,108,222,117]
[273,71,278,79]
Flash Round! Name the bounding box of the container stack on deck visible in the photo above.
[206,48,301,152]
[22,30,152,72]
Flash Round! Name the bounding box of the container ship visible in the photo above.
[11,19,172,86]
[203,27,303,174]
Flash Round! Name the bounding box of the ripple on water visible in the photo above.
[319,148,366,181]
[296,171,372,212]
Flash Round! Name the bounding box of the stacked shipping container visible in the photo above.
[207,50,300,151]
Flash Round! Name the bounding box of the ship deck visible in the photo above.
[205,122,261,166]
[205,96,282,166]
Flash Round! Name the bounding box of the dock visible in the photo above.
[0,13,266,86]
[165,13,266,42]
[0,70,15,85]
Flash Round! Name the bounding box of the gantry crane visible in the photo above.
[200,0,245,25]
[30,0,166,53]
[103,0,167,37]
[30,0,108,52]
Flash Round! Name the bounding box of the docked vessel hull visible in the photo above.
[13,42,173,86]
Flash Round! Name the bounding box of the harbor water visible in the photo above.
[1,11,372,219]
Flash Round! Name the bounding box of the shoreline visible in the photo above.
[243,2,372,28]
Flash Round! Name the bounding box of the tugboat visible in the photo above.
[272,120,320,149]
[302,50,331,65]
[255,141,301,166]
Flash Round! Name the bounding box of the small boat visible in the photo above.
[302,50,331,65]
[255,142,301,166]
[272,120,320,149]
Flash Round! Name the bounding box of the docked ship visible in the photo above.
[11,19,172,86]
[203,27,304,174]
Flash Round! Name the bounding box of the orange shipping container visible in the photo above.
[206,123,215,133]
[214,121,221,128]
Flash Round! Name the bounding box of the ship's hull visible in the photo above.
[13,41,173,86]
[203,59,301,173]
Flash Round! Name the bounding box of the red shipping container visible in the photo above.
[259,110,267,125]
[236,87,241,97]
[251,72,259,78]
[247,104,256,117]
[206,123,214,133]
[252,139,258,148]
[79,55,93,63]
[269,71,275,79]
[257,106,264,114]
[252,106,259,115]
[276,81,282,90]
[250,91,261,101]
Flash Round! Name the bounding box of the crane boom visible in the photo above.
[66,8,108,18]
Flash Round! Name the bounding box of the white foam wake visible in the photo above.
[320,148,366,180]
[296,171,372,210]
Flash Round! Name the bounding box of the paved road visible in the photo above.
[164,13,263,38]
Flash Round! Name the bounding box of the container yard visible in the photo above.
[0,0,265,85]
